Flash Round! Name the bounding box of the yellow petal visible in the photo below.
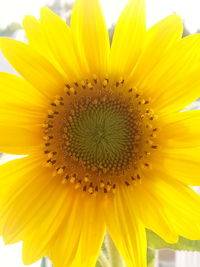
[22,15,53,58]
[70,195,105,267]
[0,72,46,109]
[22,179,71,264]
[40,8,82,80]
[131,14,183,86]
[0,73,44,155]
[131,183,178,243]
[22,15,63,74]
[0,156,52,242]
[71,0,110,79]
[0,155,72,265]
[105,187,147,267]
[110,0,146,80]
[0,156,41,234]
[48,192,83,267]
[0,37,65,99]
[145,172,200,240]
[140,34,200,115]
[0,106,43,154]
[159,110,200,148]
[49,193,105,267]
[159,147,200,186]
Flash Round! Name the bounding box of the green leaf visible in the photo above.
[40,258,46,267]
[147,229,200,251]
[105,234,125,267]
[96,261,103,267]
[147,248,156,267]
[96,250,111,267]
[96,246,156,267]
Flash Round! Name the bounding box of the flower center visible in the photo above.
[42,77,159,195]
[63,96,139,174]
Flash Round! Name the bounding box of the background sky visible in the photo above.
[1,0,200,32]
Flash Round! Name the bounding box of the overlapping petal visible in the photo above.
[21,183,70,264]
[0,72,47,109]
[71,0,110,78]
[110,0,146,80]
[131,14,183,86]
[23,16,55,61]
[40,8,82,80]
[105,187,147,267]
[144,174,200,240]
[138,34,200,115]
[130,183,178,243]
[49,194,105,267]
[0,156,45,238]
[157,147,200,186]
[0,114,42,154]
[159,110,200,148]
[0,113,43,156]
[0,73,44,154]
[0,156,79,265]
[0,38,65,99]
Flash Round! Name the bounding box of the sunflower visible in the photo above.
[1,0,200,266]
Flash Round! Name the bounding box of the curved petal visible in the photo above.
[0,155,53,243]
[21,180,70,264]
[131,14,183,86]
[70,195,105,267]
[0,106,43,154]
[0,156,74,265]
[0,72,45,154]
[110,0,146,80]
[131,184,178,243]
[0,156,43,235]
[22,15,53,58]
[0,72,47,109]
[157,147,200,186]
[49,194,105,267]
[0,37,65,99]
[159,110,200,148]
[145,172,200,240]
[71,0,110,79]
[105,187,147,267]
[22,15,64,75]
[40,8,82,80]
[139,34,200,115]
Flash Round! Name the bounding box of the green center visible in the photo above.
[65,97,137,173]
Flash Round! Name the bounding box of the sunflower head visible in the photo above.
[41,73,158,195]
[1,1,200,267]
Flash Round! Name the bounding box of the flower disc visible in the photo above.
[64,96,137,174]
[42,78,158,194]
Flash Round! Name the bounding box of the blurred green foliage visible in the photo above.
[0,22,22,36]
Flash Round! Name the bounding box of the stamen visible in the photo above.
[93,74,98,84]
[103,79,108,88]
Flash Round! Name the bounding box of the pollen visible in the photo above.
[42,77,160,195]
